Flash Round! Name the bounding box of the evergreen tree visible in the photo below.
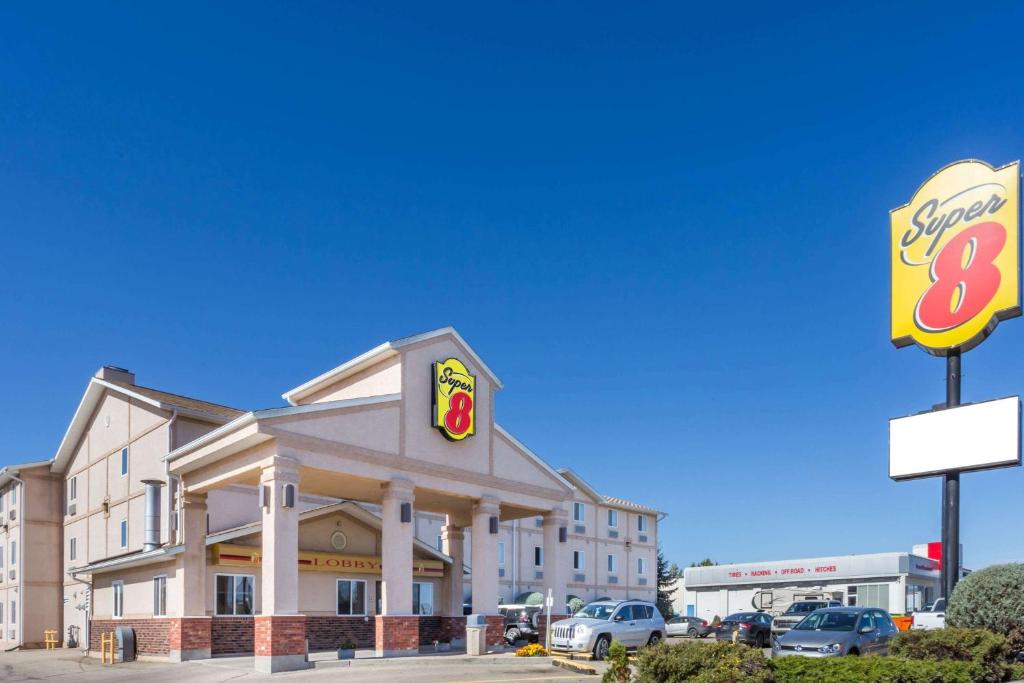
[656,544,683,619]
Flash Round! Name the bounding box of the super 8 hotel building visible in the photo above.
[4,328,661,673]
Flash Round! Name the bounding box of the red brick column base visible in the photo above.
[485,615,506,650]
[254,615,310,674]
[440,616,467,646]
[375,615,420,657]
[168,617,211,662]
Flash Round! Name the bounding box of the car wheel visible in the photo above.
[647,632,662,647]
[687,628,698,638]
[848,648,860,656]
[505,627,520,645]
[593,635,611,661]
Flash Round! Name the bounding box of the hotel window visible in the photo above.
[120,519,128,548]
[112,581,124,618]
[9,601,14,624]
[436,535,443,552]
[336,579,366,616]
[153,576,167,616]
[534,546,543,567]
[120,447,129,477]
[638,515,648,532]
[10,485,16,507]
[607,554,617,573]
[573,502,585,523]
[637,557,648,575]
[0,491,4,512]
[0,544,4,569]
[497,542,506,567]
[847,583,889,610]
[607,509,617,528]
[68,477,78,515]
[0,601,4,623]
[70,537,77,562]
[573,550,585,571]
[412,582,433,616]
[216,574,254,616]
[10,541,16,565]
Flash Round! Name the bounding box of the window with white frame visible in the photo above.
[215,574,254,615]
[607,554,617,573]
[573,502,585,523]
[637,557,648,575]
[153,575,167,616]
[112,581,124,618]
[68,477,78,515]
[607,509,617,528]
[10,484,16,507]
[638,515,648,532]
[0,491,5,512]
[10,541,16,565]
[573,550,585,571]
[436,535,443,552]
[412,582,433,616]
[534,546,543,567]
[120,447,129,477]
[120,519,128,548]
[0,601,4,623]
[9,600,14,625]
[70,537,77,562]
[497,542,506,567]
[336,579,366,616]
[0,544,5,569]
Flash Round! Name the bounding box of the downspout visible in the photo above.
[511,519,518,600]
[9,474,24,649]
[68,572,92,652]
[164,410,181,545]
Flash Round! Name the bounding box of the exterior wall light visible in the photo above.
[489,516,498,534]
[282,483,296,509]
[400,502,412,523]
[559,527,567,543]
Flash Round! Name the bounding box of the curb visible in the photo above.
[553,658,598,675]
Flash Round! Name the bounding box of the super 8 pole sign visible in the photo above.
[891,159,1021,355]
[433,357,475,440]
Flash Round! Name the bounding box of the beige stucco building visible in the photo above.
[14,328,661,672]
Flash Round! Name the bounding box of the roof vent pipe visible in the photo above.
[141,480,164,552]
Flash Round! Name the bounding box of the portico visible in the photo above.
[166,329,575,672]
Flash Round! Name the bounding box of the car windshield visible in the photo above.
[786,602,825,614]
[794,611,859,632]
[575,603,616,620]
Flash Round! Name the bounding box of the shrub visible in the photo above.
[568,597,585,615]
[771,656,985,683]
[633,641,772,683]
[947,563,1024,637]
[889,627,1010,682]
[514,643,548,657]
[601,640,631,683]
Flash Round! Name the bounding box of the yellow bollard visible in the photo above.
[100,632,115,664]
[732,629,738,645]
[44,630,58,650]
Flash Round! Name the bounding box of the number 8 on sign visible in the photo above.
[432,358,476,440]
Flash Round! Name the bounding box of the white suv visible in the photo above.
[550,600,665,660]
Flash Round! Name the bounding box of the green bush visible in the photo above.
[889,627,1010,681]
[771,656,985,683]
[947,563,1024,637]
[633,641,772,683]
[601,640,631,683]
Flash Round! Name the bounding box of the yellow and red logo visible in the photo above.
[432,357,475,441]
[891,159,1021,355]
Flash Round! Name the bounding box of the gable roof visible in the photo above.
[558,468,664,516]
[51,375,244,474]
[282,327,503,405]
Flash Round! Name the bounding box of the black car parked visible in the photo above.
[498,604,542,644]
[713,611,772,648]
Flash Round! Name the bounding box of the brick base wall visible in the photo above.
[211,617,254,656]
[536,613,568,638]
[90,619,171,657]
[440,616,466,643]
[375,615,420,655]
[255,616,306,657]
[169,617,211,655]
[485,615,506,648]
[306,616,375,650]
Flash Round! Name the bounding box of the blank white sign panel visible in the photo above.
[889,396,1021,480]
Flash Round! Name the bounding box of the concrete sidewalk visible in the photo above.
[0,649,594,682]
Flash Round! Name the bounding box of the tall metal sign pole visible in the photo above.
[889,159,1022,600]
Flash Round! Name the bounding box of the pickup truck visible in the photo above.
[911,598,946,630]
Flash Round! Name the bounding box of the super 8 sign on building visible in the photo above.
[433,357,475,440]
[891,159,1021,354]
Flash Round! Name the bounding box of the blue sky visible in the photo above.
[1,2,1023,570]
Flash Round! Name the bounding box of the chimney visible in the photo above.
[141,480,164,552]
[95,365,135,385]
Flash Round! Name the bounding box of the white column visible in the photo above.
[442,521,465,617]
[381,479,415,615]
[261,457,300,615]
[175,492,207,617]
[544,506,569,615]
[470,496,500,615]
